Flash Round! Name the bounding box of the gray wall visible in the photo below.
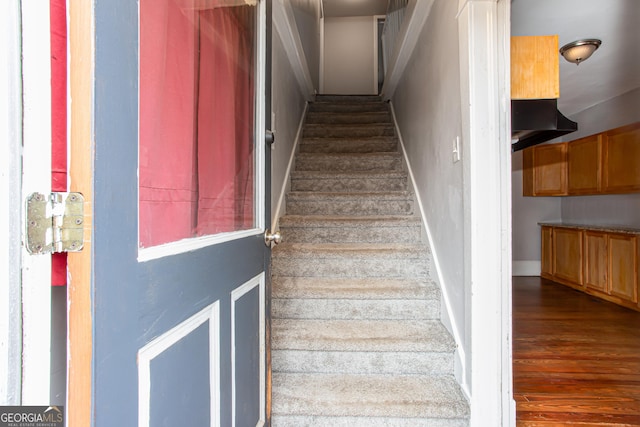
[390,0,466,378]
[323,16,377,94]
[511,152,562,262]
[511,88,640,267]
[290,0,321,90]
[271,26,308,222]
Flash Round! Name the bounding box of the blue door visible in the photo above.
[68,1,273,426]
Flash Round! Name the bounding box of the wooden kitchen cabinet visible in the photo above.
[540,226,553,278]
[540,224,640,311]
[511,35,559,100]
[523,121,639,197]
[584,231,607,292]
[608,233,638,303]
[603,122,640,193]
[552,227,583,285]
[523,143,567,196]
[567,134,601,194]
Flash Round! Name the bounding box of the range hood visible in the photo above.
[511,99,577,152]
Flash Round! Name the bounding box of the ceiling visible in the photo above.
[512,0,640,116]
[321,0,640,117]
[322,0,388,18]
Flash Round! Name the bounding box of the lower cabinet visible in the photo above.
[608,234,638,304]
[540,224,640,311]
[584,231,607,293]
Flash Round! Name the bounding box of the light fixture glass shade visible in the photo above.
[559,39,602,65]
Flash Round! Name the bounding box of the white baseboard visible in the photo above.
[512,260,541,276]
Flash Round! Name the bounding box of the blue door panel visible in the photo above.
[90,0,271,425]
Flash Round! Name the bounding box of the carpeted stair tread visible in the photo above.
[303,123,395,138]
[290,170,408,192]
[272,277,438,300]
[299,138,398,154]
[272,349,453,377]
[279,215,420,228]
[272,373,470,419]
[286,192,414,216]
[278,215,421,244]
[305,111,392,125]
[272,319,454,352]
[308,102,389,113]
[271,415,468,427]
[272,242,429,258]
[295,151,403,172]
[286,190,413,200]
[271,244,429,278]
[272,276,440,320]
[315,94,382,102]
[290,170,406,179]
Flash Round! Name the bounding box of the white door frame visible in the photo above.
[20,0,54,405]
[457,0,515,425]
[0,0,25,406]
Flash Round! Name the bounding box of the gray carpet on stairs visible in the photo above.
[271,94,469,426]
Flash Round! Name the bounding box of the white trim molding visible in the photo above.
[273,0,315,99]
[457,0,514,425]
[0,0,24,406]
[512,261,541,277]
[20,0,54,405]
[230,274,266,427]
[138,303,221,427]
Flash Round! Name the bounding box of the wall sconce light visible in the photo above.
[559,39,602,65]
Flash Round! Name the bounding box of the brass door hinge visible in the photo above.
[26,192,84,254]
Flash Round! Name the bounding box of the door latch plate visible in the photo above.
[26,192,84,254]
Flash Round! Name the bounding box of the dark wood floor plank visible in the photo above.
[513,277,640,426]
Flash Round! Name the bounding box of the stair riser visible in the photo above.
[272,349,452,376]
[286,199,414,216]
[272,416,468,427]
[299,140,397,153]
[315,95,382,102]
[280,225,421,244]
[272,298,439,320]
[296,156,402,172]
[303,126,395,138]
[291,176,406,192]
[309,103,388,113]
[305,112,391,125]
[271,257,429,279]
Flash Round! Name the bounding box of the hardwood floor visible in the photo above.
[513,276,640,426]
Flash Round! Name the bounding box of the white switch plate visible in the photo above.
[453,136,461,163]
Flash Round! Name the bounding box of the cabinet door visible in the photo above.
[553,227,583,285]
[603,123,640,193]
[541,226,553,278]
[608,234,638,303]
[533,143,567,195]
[568,135,601,194]
[584,231,607,292]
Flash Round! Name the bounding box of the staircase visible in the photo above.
[271,95,469,426]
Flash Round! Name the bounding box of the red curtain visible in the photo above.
[139,0,255,248]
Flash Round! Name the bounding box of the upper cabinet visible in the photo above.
[603,122,640,193]
[523,142,567,196]
[567,134,602,194]
[511,35,559,100]
[523,122,640,196]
